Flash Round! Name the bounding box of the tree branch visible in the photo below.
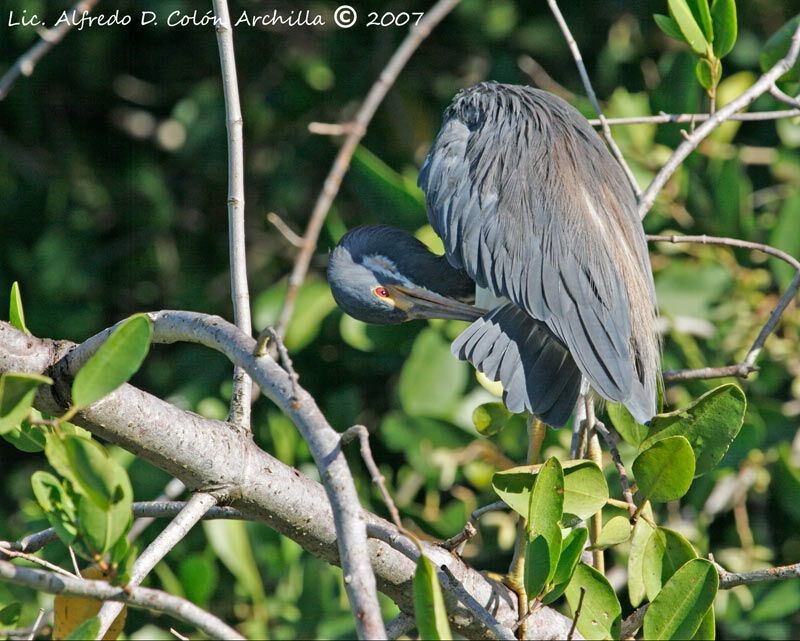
[0,0,100,101]
[649,234,800,382]
[0,317,580,638]
[94,493,219,640]
[275,0,461,339]
[211,0,252,428]
[638,23,800,217]
[0,559,244,640]
[717,560,800,589]
[588,108,800,126]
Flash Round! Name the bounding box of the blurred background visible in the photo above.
[1,0,799,638]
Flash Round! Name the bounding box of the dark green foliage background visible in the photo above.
[1,0,800,638]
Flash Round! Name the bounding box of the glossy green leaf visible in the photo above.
[399,328,468,419]
[31,470,66,512]
[628,502,656,607]
[413,553,452,640]
[2,421,46,452]
[524,533,552,598]
[0,372,51,435]
[686,0,714,42]
[693,606,716,640]
[641,385,746,476]
[9,282,29,334]
[633,436,695,502]
[528,457,564,584]
[77,492,132,557]
[607,402,647,447]
[65,616,101,640]
[0,602,22,627]
[542,527,588,605]
[654,14,686,41]
[643,559,718,639]
[565,562,622,640]
[472,402,512,436]
[588,515,632,551]
[493,459,608,523]
[71,314,152,408]
[711,0,737,57]
[669,0,711,54]
[643,527,698,601]
[30,471,78,546]
[760,14,800,82]
[65,435,116,507]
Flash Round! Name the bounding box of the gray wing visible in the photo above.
[419,84,655,417]
[452,303,582,426]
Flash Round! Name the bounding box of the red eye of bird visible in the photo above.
[375,287,390,298]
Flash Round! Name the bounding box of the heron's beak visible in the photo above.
[389,285,486,322]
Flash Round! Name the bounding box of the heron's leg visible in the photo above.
[505,415,547,630]
[585,396,605,574]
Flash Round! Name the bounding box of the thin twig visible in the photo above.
[254,326,300,408]
[662,364,760,382]
[716,560,800,589]
[385,612,416,640]
[275,0,462,340]
[585,400,604,573]
[212,0,252,429]
[439,500,507,552]
[0,559,244,640]
[170,627,190,641]
[593,420,637,518]
[568,587,586,640]
[342,424,404,531]
[649,234,800,380]
[307,122,363,136]
[267,212,303,248]
[0,545,77,579]
[127,478,186,543]
[769,84,800,109]
[94,492,218,640]
[638,23,800,217]
[546,0,641,197]
[27,608,46,641]
[588,108,800,126]
[68,547,81,577]
[0,0,100,100]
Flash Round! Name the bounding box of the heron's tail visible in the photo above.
[452,303,582,427]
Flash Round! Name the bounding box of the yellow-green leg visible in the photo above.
[505,415,547,634]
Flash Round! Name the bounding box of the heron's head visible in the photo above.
[327,225,480,325]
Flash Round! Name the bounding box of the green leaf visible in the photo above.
[542,527,588,605]
[643,559,718,640]
[524,534,553,598]
[686,0,714,42]
[760,14,800,82]
[31,470,66,512]
[0,372,52,435]
[588,515,632,551]
[628,502,656,607]
[565,563,622,640]
[696,58,715,90]
[64,435,116,507]
[643,527,698,601]
[641,385,746,476]
[633,436,695,502]
[0,602,22,627]
[203,520,267,607]
[528,457,564,533]
[2,421,46,452]
[65,616,101,640]
[71,314,152,408]
[654,14,686,41]
[693,606,716,640]
[77,493,132,557]
[669,0,711,54]
[9,282,29,334]
[472,402,512,436]
[493,459,608,523]
[711,0,737,57]
[607,402,647,447]
[398,328,468,419]
[413,553,452,640]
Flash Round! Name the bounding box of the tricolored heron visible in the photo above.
[328,82,660,428]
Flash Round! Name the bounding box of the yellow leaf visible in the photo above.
[54,566,127,640]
